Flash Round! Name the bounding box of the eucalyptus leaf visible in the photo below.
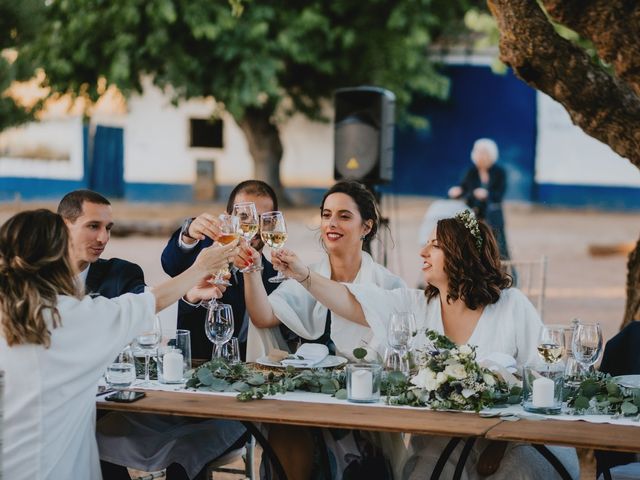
[606,381,621,396]
[231,381,251,393]
[196,368,215,386]
[621,401,638,416]
[209,378,231,392]
[335,388,348,400]
[246,373,266,386]
[574,396,590,410]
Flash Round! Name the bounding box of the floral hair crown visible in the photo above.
[455,210,483,251]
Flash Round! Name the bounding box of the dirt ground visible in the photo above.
[2,196,637,479]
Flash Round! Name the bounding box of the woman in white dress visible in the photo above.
[270,211,579,479]
[240,180,405,479]
[0,209,236,480]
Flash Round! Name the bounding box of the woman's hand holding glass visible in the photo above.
[233,202,263,273]
[192,238,239,308]
[237,241,263,273]
[271,248,308,282]
[212,214,241,287]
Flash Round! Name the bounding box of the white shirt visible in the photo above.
[345,285,542,365]
[246,252,406,361]
[0,292,156,480]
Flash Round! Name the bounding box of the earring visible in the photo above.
[360,235,366,241]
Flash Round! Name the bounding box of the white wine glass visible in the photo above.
[213,213,240,287]
[571,322,603,373]
[233,202,263,273]
[260,211,288,283]
[536,325,566,369]
[205,303,234,358]
[135,316,162,385]
[387,312,413,375]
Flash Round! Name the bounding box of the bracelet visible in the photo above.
[298,266,311,287]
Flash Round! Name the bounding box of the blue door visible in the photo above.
[89,125,124,198]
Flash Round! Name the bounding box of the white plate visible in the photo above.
[612,374,640,388]
[256,355,347,369]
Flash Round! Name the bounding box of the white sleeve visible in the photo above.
[178,234,199,251]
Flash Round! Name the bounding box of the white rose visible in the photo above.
[458,345,473,356]
[436,371,447,386]
[411,368,438,391]
[444,363,467,380]
[462,388,476,399]
[483,373,497,387]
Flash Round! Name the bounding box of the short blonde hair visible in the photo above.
[471,138,499,165]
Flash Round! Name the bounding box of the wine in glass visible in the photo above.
[213,213,241,287]
[536,325,566,368]
[135,316,162,385]
[571,322,603,373]
[233,202,262,273]
[205,303,234,359]
[260,211,288,283]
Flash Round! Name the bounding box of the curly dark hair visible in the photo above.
[320,180,381,252]
[424,216,512,309]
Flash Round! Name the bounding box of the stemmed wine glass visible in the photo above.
[571,322,603,374]
[135,316,162,385]
[205,303,234,359]
[233,202,262,273]
[260,211,288,283]
[536,325,566,371]
[212,213,241,287]
[386,312,413,375]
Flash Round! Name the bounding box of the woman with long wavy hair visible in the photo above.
[0,209,236,480]
[270,211,579,479]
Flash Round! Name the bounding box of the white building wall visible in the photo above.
[536,92,640,187]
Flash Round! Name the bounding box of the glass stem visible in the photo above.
[144,353,150,383]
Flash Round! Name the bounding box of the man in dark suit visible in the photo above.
[162,180,281,360]
[57,189,146,296]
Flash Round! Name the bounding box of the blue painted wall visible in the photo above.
[388,65,537,202]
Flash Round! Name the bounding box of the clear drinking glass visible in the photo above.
[135,316,162,385]
[106,346,136,391]
[260,211,288,283]
[220,337,241,363]
[571,322,603,373]
[233,202,263,273]
[205,303,234,358]
[536,325,566,370]
[387,312,413,375]
[213,213,241,287]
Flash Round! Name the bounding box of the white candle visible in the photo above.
[532,376,555,407]
[351,369,373,400]
[163,350,184,382]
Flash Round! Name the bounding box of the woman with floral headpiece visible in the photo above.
[269,211,579,479]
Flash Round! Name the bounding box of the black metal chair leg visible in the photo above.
[453,437,477,480]
[431,438,462,480]
[241,422,288,480]
[532,444,573,480]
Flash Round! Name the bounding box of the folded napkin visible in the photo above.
[479,352,520,386]
[280,343,329,368]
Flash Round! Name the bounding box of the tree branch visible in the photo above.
[487,0,640,169]
[542,0,640,96]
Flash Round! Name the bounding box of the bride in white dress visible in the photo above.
[269,211,579,480]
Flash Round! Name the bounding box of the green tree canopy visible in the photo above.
[17,0,478,201]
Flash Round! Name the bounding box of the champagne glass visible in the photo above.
[213,213,241,287]
[205,303,234,358]
[135,316,162,385]
[105,346,136,399]
[571,322,603,373]
[233,202,263,273]
[260,211,288,283]
[387,312,413,375]
[536,325,566,369]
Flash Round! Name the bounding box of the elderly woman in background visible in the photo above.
[0,209,236,480]
[448,138,510,259]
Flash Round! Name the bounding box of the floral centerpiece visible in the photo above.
[388,330,520,411]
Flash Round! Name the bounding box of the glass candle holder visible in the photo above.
[346,363,382,403]
[522,363,563,414]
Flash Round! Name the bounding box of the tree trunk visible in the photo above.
[238,107,290,206]
[488,0,640,331]
[621,236,640,329]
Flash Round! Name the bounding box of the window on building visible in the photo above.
[189,118,223,148]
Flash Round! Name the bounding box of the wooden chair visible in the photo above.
[502,256,548,320]
[206,435,256,479]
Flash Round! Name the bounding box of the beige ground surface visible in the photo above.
[2,196,637,479]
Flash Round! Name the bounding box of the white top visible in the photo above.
[246,252,406,361]
[345,285,542,365]
[0,292,156,480]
